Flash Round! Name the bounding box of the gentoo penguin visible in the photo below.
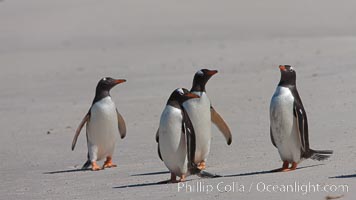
[155,69,232,169]
[182,69,232,170]
[158,88,200,182]
[71,77,127,171]
[270,65,333,172]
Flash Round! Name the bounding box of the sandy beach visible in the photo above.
[1,0,355,199]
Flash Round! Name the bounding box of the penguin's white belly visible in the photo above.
[159,106,188,176]
[183,92,211,163]
[270,86,302,163]
[87,97,118,161]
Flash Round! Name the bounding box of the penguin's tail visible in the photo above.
[81,153,91,169]
[82,160,91,169]
[309,149,333,161]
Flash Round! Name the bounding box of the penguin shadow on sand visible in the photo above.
[223,164,324,178]
[44,168,91,175]
[113,173,174,189]
[113,181,168,189]
[329,173,356,179]
[113,171,222,189]
[114,165,328,189]
[130,170,170,177]
[113,164,323,189]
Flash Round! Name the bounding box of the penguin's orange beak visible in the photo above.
[279,65,286,71]
[114,79,126,84]
[185,93,200,99]
[206,70,218,76]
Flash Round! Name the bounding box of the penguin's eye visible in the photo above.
[103,78,107,81]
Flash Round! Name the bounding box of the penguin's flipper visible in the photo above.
[155,129,159,143]
[157,144,163,161]
[116,108,126,139]
[182,108,200,174]
[156,128,163,161]
[270,126,277,147]
[293,102,309,153]
[72,112,90,150]
[210,106,232,145]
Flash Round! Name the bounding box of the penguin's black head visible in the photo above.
[93,77,126,104]
[168,88,200,106]
[96,77,126,92]
[191,69,218,92]
[278,65,296,86]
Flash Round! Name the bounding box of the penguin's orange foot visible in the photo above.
[197,161,206,170]
[103,157,117,168]
[179,175,186,182]
[277,161,298,172]
[271,161,290,172]
[91,161,101,171]
[103,162,117,168]
[279,161,291,172]
[289,162,297,171]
